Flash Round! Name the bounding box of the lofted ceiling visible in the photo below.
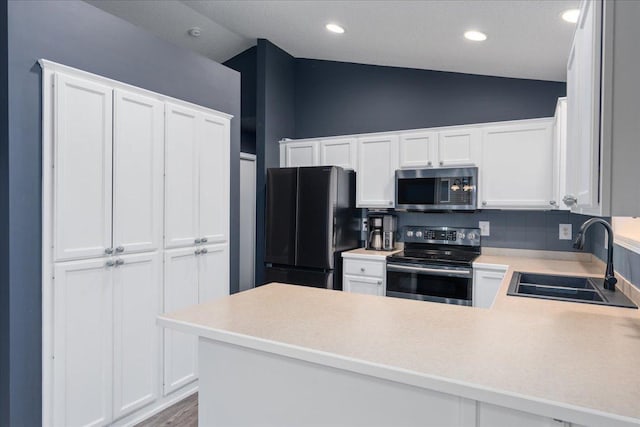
[86,0,580,82]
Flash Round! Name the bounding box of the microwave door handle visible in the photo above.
[387,264,472,278]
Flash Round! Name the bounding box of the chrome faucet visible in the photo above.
[573,218,617,291]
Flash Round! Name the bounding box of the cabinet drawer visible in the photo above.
[344,259,385,278]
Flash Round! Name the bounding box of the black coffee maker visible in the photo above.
[367,214,396,251]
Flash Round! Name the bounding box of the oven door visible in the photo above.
[386,263,473,306]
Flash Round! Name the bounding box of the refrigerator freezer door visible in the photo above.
[264,266,334,289]
[296,167,336,269]
[265,168,298,265]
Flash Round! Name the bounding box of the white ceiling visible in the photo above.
[87,0,580,82]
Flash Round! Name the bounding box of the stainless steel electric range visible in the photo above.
[386,226,481,306]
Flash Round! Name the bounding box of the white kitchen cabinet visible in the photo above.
[398,131,437,169]
[437,127,480,167]
[199,113,230,245]
[113,89,164,254]
[52,253,162,426]
[481,119,554,209]
[283,141,319,167]
[43,62,232,427]
[357,135,398,208]
[344,275,384,296]
[164,103,200,249]
[163,244,229,395]
[342,257,387,296]
[165,105,230,248]
[54,73,113,261]
[552,98,568,210]
[198,244,229,303]
[163,247,199,395]
[319,138,357,170]
[112,252,161,420]
[473,264,507,309]
[564,0,601,213]
[53,258,113,427]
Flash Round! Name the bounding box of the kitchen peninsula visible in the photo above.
[159,255,640,427]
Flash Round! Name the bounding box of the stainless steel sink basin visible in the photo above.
[507,272,637,309]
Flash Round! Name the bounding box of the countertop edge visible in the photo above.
[157,315,640,427]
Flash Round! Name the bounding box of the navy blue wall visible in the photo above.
[224,46,257,154]
[0,1,9,424]
[255,39,296,284]
[7,2,240,425]
[294,59,567,139]
[397,211,596,253]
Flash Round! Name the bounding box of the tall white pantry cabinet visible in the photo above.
[40,60,231,427]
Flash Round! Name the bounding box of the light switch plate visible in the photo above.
[479,221,490,236]
[559,224,572,240]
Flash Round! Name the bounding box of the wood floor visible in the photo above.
[136,393,198,427]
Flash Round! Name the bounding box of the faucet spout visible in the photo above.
[575,218,617,291]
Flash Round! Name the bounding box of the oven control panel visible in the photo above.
[403,226,481,246]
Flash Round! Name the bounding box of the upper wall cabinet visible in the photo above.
[480,119,554,209]
[280,140,319,168]
[357,135,399,208]
[165,104,230,249]
[319,138,357,170]
[54,76,165,261]
[398,131,437,169]
[564,0,601,214]
[54,74,113,261]
[564,0,640,216]
[437,127,481,167]
[552,98,568,211]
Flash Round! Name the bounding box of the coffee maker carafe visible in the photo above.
[367,216,384,250]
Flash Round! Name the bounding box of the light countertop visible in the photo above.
[342,247,402,260]
[159,252,640,426]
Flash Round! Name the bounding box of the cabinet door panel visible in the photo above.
[198,244,229,303]
[320,138,357,170]
[399,132,436,168]
[165,104,200,248]
[163,247,199,395]
[54,73,113,261]
[437,128,480,167]
[344,275,384,296]
[199,114,230,244]
[481,121,554,209]
[357,135,398,208]
[53,259,113,427]
[113,90,164,254]
[473,268,506,309]
[285,142,318,167]
[113,252,161,420]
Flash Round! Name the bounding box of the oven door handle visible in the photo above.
[387,264,472,278]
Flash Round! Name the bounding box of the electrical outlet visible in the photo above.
[559,224,572,240]
[604,234,608,249]
[479,221,490,236]
[362,218,368,232]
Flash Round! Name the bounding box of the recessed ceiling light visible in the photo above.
[464,30,487,42]
[562,9,580,24]
[325,23,345,34]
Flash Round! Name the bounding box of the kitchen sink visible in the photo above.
[507,272,637,309]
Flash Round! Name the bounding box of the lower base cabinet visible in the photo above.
[53,252,161,426]
[344,274,385,296]
[473,264,508,308]
[342,256,387,296]
[163,244,229,395]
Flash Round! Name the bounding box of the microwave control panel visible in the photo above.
[403,226,480,247]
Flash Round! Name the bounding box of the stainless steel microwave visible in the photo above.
[395,167,478,211]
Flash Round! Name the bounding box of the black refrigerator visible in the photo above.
[264,166,360,290]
